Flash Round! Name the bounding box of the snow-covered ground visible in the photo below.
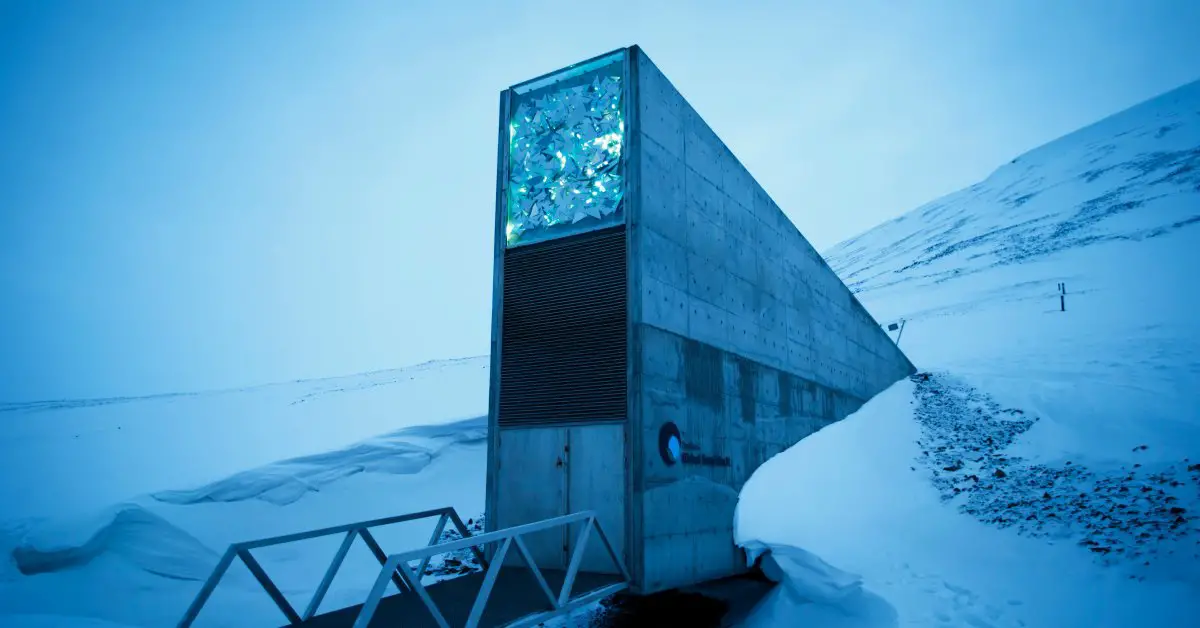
[736,80,1200,626]
[0,359,489,627]
[0,75,1196,628]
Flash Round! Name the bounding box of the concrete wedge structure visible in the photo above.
[486,45,915,595]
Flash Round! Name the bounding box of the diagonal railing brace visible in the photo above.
[178,507,469,628]
[353,510,630,628]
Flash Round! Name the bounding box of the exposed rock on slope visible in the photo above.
[911,372,1200,577]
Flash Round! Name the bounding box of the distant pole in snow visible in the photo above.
[1058,282,1066,312]
[884,319,907,345]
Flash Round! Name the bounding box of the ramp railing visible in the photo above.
[178,506,483,627]
[353,510,629,628]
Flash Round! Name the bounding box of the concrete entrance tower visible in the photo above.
[485,46,915,594]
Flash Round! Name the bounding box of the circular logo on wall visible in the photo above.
[658,421,682,466]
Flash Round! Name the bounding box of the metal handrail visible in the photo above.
[352,510,629,628]
[177,506,484,627]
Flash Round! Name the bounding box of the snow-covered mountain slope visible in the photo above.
[824,78,1200,469]
[829,78,1199,298]
[736,80,1200,627]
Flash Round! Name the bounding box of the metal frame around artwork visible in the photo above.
[352,510,629,628]
[177,507,484,627]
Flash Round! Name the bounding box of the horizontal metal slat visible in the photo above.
[498,227,628,427]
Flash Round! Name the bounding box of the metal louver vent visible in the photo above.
[498,226,628,427]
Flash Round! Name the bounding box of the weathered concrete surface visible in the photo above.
[629,46,916,593]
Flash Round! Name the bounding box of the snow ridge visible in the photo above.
[150,416,485,506]
[11,504,217,581]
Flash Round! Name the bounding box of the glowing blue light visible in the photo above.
[505,66,625,247]
[667,435,681,463]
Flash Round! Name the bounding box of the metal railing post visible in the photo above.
[511,535,558,609]
[180,507,631,628]
[590,515,631,581]
[302,529,358,620]
[448,509,489,569]
[557,518,593,607]
[179,507,461,627]
[396,561,452,628]
[465,537,513,628]
[238,549,302,625]
[360,528,411,594]
[415,512,449,578]
[352,556,402,628]
[178,547,237,628]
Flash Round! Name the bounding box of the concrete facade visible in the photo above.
[486,46,915,597]
[626,48,915,592]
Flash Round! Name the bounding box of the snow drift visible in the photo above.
[0,360,488,627]
[0,356,489,521]
[150,416,486,507]
[12,504,217,581]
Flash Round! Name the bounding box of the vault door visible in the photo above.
[566,424,626,574]
[496,428,569,569]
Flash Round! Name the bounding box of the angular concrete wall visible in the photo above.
[628,47,915,593]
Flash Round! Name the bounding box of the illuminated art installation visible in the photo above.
[505,59,625,247]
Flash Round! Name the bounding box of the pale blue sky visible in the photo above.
[2,0,1198,401]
